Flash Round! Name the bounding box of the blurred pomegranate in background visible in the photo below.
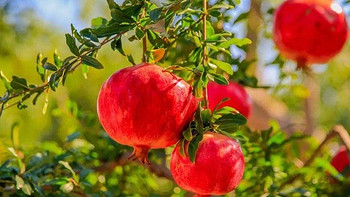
[331,146,350,177]
[273,0,348,66]
[207,81,252,118]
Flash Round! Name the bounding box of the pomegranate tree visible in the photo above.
[207,81,252,118]
[273,0,348,66]
[170,132,245,195]
[331,146,350,177]
[97,63,197,163]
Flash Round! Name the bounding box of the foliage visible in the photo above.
[0,0,349,196]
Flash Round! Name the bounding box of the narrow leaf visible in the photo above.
[210,59,233,75]
[82,56,104,69]
[188,133,203,163]
[65,34,80,56]
[150,7,162,22]
[219,38,252,48]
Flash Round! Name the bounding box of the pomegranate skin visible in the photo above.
[170,133,245,195]
[97,63,197,162]
[331,146,350,176]
[207,81,252,118]
[273,0,348,65]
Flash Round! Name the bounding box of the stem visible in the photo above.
[202,0,209,109]
[202,0,207,66]
[141,7,147,63]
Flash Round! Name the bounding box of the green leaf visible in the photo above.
[208,73,229,85]
[54,51,63,67]
[111,37,125,56]
[49,72,58,91]
[234,12,249,24]
[182,126,193,141]
[0,71,11,90]
[16,175,24,189]
[80,28,99,42]
[188,133,203,163]
[206,21,215,37]
[59,161,78,182]
[66,131,80,142]
[165,10,175,28]
[10,76,28,90]
[209,10,221,17]
[43,62,58,71]
[60,182,74,193]
[106,0,119,9]
[91,17,108,29]
[65,34,80,56]
[32,92,42,105]
[210,59,233,75]
[150,7,162,22]
[123,4,143,20]
[93,24,135,38]
[111,9,135,23]
[82,64,89,79]
[201,109,211,124]
[193,78,203,98]
[179,139,186,158]
[127,55,136,65]
[8,147,18,157]
[209,3,234,10]
[11,122,19,149]
[261,127,273,143]
[219,38,252,48]
[215,113,247,133]
[147,29,163,48]
[22,182,33,195]
[195,106,204,134]
[135,27,145,39]
[82,56,104,69]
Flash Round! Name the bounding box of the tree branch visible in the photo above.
[280,125,349,188]
[93,152,174,181]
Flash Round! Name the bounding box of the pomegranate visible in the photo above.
[331,146,350,176]
[97,63,197,163]
[273,0,348,65]
[170,132,245,195]
[207,81,252,118]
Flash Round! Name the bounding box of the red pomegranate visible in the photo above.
[170,132,245,195]
[273,0,348,65]
[331,146,350,176]
[97,63,197,163]
[207,81,252,118]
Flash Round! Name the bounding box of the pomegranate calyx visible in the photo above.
[128,146,150,165]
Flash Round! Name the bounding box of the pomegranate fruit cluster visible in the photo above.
[273,0,348,66]
[97,63,250,195]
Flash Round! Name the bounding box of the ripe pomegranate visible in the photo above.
[97,63,197,163]
[331,146,350,176]
[273,0,348,65]
[207,81,252,118]
[170,132,245,195]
